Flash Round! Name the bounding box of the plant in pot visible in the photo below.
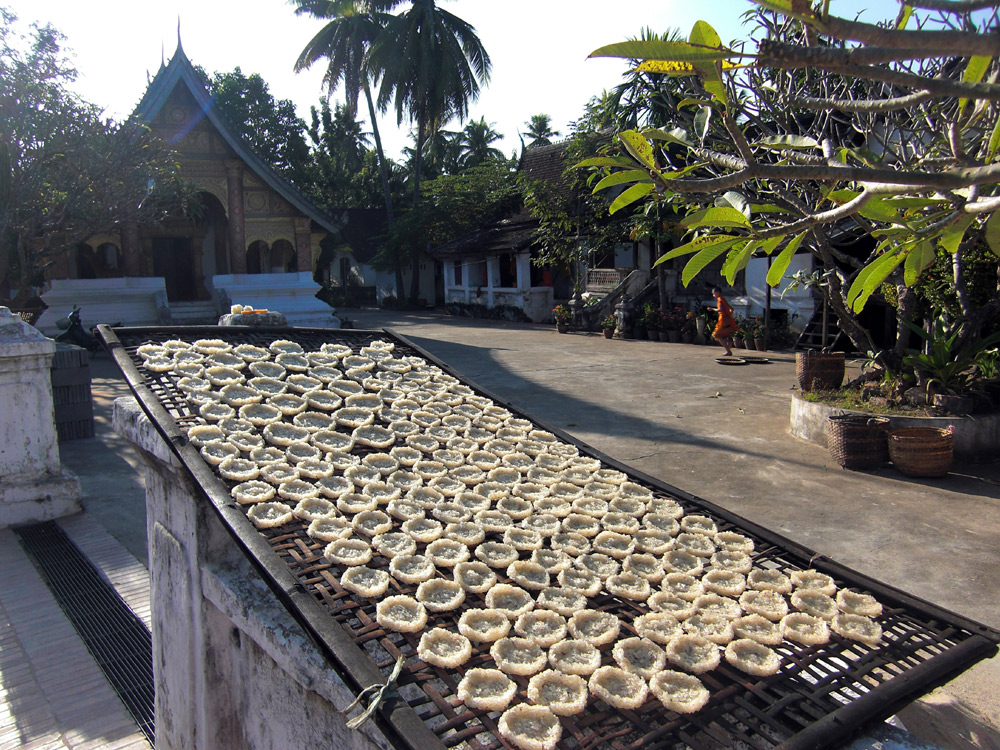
[553,304,572,333]
[738,317,755,349]
[731,314,745,349]
[664,306,683,343]
[601,314,616,339]
[681,311,697,343]
[638,304,658,341]
[750,317,767,351]
[902,315,1000,415]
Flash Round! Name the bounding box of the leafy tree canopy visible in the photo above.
[0,8,190,299]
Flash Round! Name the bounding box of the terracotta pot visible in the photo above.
[666,330,681,343]
[754,337,766,351]
[745,339,757,351]
[733,336,745,348]
[556,323,569,333]
[603,328,614,339]
[682,332,695,344]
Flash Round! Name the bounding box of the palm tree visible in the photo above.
[293,0,399,222]
[369,0,491,302]
[523,114,559,147]
[293,0,405,300]
[457,117,504,169]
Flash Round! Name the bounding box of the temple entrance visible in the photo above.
[152,237,198,301]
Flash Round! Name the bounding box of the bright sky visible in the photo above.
[7,0,900,162]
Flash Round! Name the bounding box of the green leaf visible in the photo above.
[987,116,1000,161]
[748,204,789,215]
[655,234,742,265]
[694,106,712,142]
[766,231,808,286]
[689,20,721,49]
[904,239,936,286]
[715,191,749,217]
[827,188,862,205]
[589,40,732,63]
[618,130,656,169]
[986,210,1000,256]
[960,56,992,114]
[609,182,655,214]
[856,197,902,224]
[755,135,820,151]
[695,63,729,107]
[682,241,738,286]
[847,251,904,312]
[721,240,755,285]
[897,4,913,29]
[938,215,975,254]
[675,98,710,110]
[575,156,637,169]
[641,127,693,147]
[751,0,816,21]
[756,235,785,256]
[592,169,651,193]
[680,206,751,230]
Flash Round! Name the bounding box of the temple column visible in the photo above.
[293,218,312,274]
[226,162,247,274]
[122,221,142,277]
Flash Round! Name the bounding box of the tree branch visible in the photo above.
[790,89,935,113]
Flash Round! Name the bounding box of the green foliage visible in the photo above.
[524,114,559,147]
[520,129,635,281]
[902,315,1000,395]
[0,10,191,295]
[197,66,313,189]
[376,160,519,272]
[601,313,616,329]
[552,305,572,324]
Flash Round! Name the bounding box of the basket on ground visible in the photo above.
[796,351,845,391]
[888,427,953,477]
[827,414,889,470]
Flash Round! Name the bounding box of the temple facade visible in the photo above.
[36,43,364,333]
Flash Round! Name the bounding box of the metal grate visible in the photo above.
[15,521,155,745]
[98,324,999,750]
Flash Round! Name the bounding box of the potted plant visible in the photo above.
[641,304,659,341]
[681,312,697,344]
[601,314,616,339]
[553,304,572,333]
[738,317,755,349]
[750,317,767,351]
[664,306,683,343]
[731,314,744,348]
[902,314,1000,415]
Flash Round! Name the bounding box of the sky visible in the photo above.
[6,0,902,162]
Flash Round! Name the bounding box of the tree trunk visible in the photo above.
[408,111,425,305]
[362,82,403,305]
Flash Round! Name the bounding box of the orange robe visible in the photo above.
[714,298,737,338]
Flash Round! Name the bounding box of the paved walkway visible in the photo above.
[1,309,997,750]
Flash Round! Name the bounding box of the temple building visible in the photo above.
[36,42,369,333]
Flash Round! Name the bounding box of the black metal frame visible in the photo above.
[97,324,999,750]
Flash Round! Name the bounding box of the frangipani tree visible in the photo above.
[584,0,1000,365]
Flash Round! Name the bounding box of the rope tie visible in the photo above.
[343,655,406,730]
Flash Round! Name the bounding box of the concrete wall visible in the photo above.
[113,397,394,750]
[789,393,1000,461]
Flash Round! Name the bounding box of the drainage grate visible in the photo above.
[15,521,155,744]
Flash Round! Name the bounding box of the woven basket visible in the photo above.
[888,427,953,477]
[828,414,890,470]
[796,351,845,392]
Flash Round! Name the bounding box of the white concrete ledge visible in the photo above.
[789,393,1000,461]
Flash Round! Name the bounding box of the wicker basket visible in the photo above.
[796,351,845,391]
[888,427,953,477]
[828,414,890,470]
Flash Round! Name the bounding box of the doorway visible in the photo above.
[152,237,197,301]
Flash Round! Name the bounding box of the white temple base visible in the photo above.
[37,277,168,335]
[213,272,339,328]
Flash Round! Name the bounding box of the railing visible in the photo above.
[586,268,627,292]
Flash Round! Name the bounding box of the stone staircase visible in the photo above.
[167,300,219,326]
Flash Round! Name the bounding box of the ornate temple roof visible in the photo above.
[132,42,340,235]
